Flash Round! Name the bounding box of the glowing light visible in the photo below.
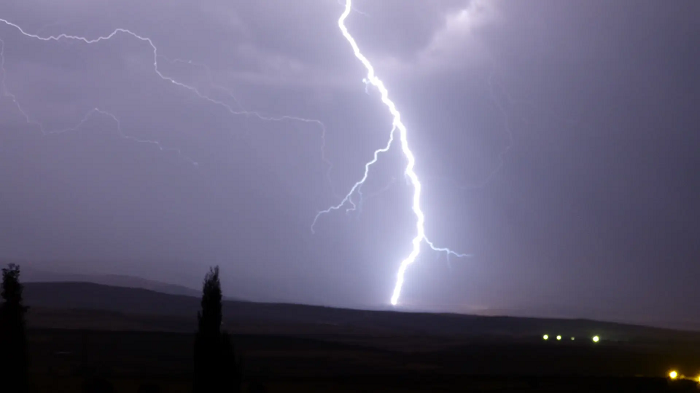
[669,371,678,379]
[325,0,468,305]
[592,336,600,343]
[0,18,331,173]
[556,335,561,341]
[570,337,575,341]
[542,334,548,340]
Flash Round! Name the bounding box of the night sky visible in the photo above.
[0,0,699,329]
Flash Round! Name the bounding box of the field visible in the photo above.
[20,283,700,391]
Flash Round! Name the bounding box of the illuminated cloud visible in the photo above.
[381,0,499,75]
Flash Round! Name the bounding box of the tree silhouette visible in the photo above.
[0,264,30,393]
[221,331,243,392]
[193,266,242,393]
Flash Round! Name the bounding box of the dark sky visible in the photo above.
[0,0,699,329]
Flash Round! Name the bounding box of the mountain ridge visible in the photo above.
[20,266,202,297]
[22,282,700,340]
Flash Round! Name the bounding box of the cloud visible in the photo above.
[381,0,499,76]
[218,0,500,89]
[218,43,356,90]
[419,1,497,62]
[200,2,251,38]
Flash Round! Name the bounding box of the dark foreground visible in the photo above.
[28,328,700,392]
[20,283,700,391]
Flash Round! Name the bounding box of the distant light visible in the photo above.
[556,335,561,340]
[669,371,678,379]
[543,334,549,340]
[592,336,600,343]
[571,337,575,341]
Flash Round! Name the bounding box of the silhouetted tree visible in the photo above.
[193,266,242,393]
[0,263,30,393]
[221,331,243,392]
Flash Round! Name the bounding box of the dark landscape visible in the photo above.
[18,281,700,392]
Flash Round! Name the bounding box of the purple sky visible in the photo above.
[0,0,699,328]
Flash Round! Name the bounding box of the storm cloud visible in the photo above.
[0,0,699,329]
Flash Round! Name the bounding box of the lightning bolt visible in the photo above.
[313,0,469,306]
[312,124,396,228]
[2,3,467,307]
[0,18,332,182]
[159,55,337,192]
[0,38,198,163]
[355,176,397,214]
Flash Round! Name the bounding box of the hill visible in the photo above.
[21,266,201,297]
[22,282,700,343]
[20,282,700,390]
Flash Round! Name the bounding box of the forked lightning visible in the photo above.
[313,0,469,305]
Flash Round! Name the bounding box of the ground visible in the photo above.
[26,326,700,392]
[20,283,700,391]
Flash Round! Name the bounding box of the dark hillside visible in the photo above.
[23,282,700,343]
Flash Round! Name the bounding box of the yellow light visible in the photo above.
[669,371,677,379]
[556,335,561,340]
[592,336,600,343]
[571,337,575,340]
[543,334,548,340]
